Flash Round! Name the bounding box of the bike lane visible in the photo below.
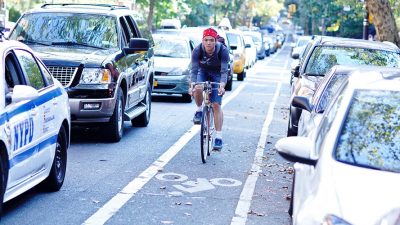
[84,45,292,225]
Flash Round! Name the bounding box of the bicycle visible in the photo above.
[194,81,220,163]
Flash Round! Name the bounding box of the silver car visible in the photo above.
[152,34,195,102]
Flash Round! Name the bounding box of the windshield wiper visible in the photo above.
[155,54,174,57]
[51,41,105,50]
[20,39,51,46]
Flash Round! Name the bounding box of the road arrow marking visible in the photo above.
[173,178,215,193]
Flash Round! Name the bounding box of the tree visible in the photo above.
[366,0,400,46]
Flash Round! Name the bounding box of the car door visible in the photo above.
[4,50,42,189]
[125,15,149,100]
[119,16,142,109]
[13,49,56,182]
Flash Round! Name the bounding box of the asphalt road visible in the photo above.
[1,44,294,225]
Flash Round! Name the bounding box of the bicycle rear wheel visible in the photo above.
[200,106,211,163]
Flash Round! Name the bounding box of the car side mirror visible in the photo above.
[291,52,300,59]
[245,43,251,48]
[292,64,300,78]
[291,96,313,112]
[11,85,39,103]
[230,45,237,50]
[124,38,150,54]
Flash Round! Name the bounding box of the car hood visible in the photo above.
[154,57,191,73]
[30,46,117,67]
[331,162,400,225]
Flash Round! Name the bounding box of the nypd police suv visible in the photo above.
[0,30,70,214]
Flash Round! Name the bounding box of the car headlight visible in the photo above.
[80,68,112,84]
[322,214,352,225]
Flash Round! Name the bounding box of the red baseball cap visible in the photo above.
[203,28,218,39]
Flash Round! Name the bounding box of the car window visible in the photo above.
[124,16,139,38]
[154,38,190,58]
[315,73,348,113]
[226,33,240,46]
[314,83,347,156]
[10,13,118,49]
[14,49,46,90]
[37,60,54,86]
[119,17,131,47]
[305,46,400,76]
[130,14,154,46]
[335,90,400,173]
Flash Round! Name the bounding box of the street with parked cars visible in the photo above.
[0,3,400,225]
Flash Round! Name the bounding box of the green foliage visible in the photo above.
[8,6,21,22]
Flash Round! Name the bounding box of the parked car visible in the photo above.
[226,30,246,81]
[276,68,400,225]
[294,65,400,138]
[244,31,266,59]
[287,36,400,136]
[291,35,312,56]
[0,35,71,212]
[152,34,195,102]
[9,4,154,142]
[243,35,257,69]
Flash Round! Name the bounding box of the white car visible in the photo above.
[243,35,257,68]
[0,37,70,213]
[276,69,400,225]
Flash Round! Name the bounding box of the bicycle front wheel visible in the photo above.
[200,106,211,163]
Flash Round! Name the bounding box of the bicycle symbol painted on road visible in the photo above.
[156,172,242,194]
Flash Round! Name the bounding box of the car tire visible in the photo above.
[108,87,124,142]
[41,126,67,192]
[182,93,192,103]
[288,172,295,216]
[132,84,151,127]
[287,107,298,137]
[225,77,233,91]
[0,152,7,216]
[237,71,245,81]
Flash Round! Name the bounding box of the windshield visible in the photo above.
[154,37,190,58]
[226,33,240,46]
[335,90,400,173]
[10,13,118,49]
[305,46,400,76]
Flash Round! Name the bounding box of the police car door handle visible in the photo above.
[30,109,38,116]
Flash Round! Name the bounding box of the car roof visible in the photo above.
[0,39,31,52]
[346,66,400,91]
[315,36,400,52]
[152,33,191,42]
[25,4,133,16]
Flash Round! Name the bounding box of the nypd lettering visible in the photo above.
[13,117,34,151]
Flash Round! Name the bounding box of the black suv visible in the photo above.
[288,36,400,136]
[9,4,155,142]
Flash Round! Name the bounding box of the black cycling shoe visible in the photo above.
[193,111,202,124]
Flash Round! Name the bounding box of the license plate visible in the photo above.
[154,80,158,87]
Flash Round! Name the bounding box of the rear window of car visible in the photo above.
[10,12,118,49]
[335,90,400,173]
[305,46,400,76]
[154,37,190,58]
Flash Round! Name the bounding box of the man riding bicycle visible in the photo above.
[189,28,230,150]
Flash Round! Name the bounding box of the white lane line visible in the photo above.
[230,56,289,225]
[83,82,246,225]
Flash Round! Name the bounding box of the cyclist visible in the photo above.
[189,27,230,150]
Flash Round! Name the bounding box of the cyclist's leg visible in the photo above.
[210,71,223,132]
[194,69,207,108]
[193,69,207,124]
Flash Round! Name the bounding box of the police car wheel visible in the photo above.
[0,152,6,216]
[108,88,124,142]
[41,126,67,192]
[131,84,151,127]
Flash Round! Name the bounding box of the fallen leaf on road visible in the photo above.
[92,199,100,204]
[185,202,192,206]
[160,186,166,189]
[184,213,191,216]
[157,168,164,172]
[161,221,174,224]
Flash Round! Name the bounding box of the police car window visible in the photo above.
[37,60,54,86]
[14,50,46,90]
[5,53,24,88]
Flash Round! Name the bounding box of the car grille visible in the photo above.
[47,66,78,86]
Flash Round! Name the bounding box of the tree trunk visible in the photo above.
[147,0,155,32]
[366,0,400,46]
